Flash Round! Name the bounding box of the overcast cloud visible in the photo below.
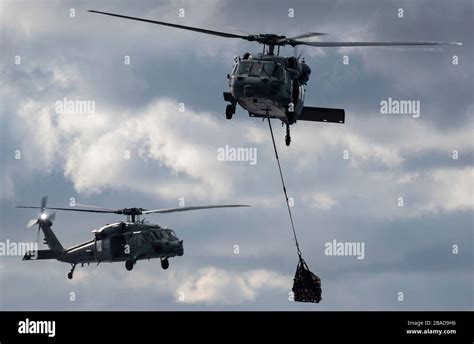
[0,0,472,310]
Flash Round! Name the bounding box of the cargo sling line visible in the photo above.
[267,118,322,303]
[267,118,301,257]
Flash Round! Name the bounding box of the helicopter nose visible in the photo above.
[244,84,255,97]
[152,242,162,253]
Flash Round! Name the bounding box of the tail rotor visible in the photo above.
[23,197,56,244]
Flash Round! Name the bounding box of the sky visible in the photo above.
[0,0,472,310]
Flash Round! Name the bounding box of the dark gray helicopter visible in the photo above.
[88,10,461,146]
[16,197,248,279]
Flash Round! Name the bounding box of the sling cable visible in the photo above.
[267,118,322,303]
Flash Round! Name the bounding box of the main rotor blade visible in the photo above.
[142,205,250,214]
[296,41,462,47]
[15,206,117,214]
[88,10,249,40]
[75,203,117,212]
[284,32,327,41]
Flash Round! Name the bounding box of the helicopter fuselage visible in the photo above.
[56,222,184,265]
[23,220,184,278]
[225,53,307,124]
[224,52,344,146]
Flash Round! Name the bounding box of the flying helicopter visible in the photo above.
[88,10,461,146]
[16,197,249,279]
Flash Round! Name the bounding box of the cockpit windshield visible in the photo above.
[262,63,275,77]
[249,63,264,76]
[236,61,251,75]
[167,229,178,240]
[235,61,281,78]
[151,231,161,240]
[159,229,178,241]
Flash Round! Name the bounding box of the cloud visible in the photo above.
[311,193,337,211]
[422,167,474,213]
[175,267,290,305]
[0,0,472,311]
[287,112,473,218]
[9,97,253,201]
[70,266,291,306]
[15,101,62,172]
[5,92,472,220]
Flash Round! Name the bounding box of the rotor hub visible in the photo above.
[248,34,287,46]
[118,208,146,216]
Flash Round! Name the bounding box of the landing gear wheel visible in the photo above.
[161,258,169,270]
[226,104,234,120]
[67,264,76,280]
[125,260,134,271]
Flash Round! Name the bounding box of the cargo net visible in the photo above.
[292,256,322,303]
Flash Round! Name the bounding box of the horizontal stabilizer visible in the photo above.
[299,106,345,124]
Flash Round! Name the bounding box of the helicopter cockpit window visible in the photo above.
[151,231,161,240]
[261,63,275,77]
[236,61,265,76]
[143,231,154,241]
[236,61,281,78]
[236,61,251,75]
[160,231,171,240]
[162,229,178,240]
[248,63,264,76]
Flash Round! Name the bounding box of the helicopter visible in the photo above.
[88,10,461,146]
[16,197,249,279]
